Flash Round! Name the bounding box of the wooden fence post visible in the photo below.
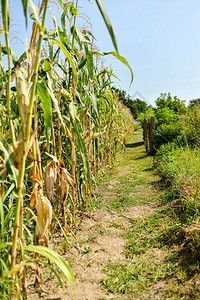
[150,116,155,153]
[144,117,148,152]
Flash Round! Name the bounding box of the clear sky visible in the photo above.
[8,0,200,106]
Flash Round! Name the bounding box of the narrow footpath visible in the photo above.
[29,128,197,300]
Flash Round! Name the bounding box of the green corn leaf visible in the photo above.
[37,82,52,150]
[28,0,41,27]
[0,195,4,237]
[1,183,15,204]
[25,245,75,292]
[1,0,10,33]
[0,135,18,188]
[61,12,66,31]
[95,0,118,53]
[46,73,66,132]
[76,29,91,45]
[70,2,78,17]
[78,56,87,70]
[21,0,28,26]
[97,69,120,82]
[57,0,69,17]
[97,51,133,86]
[31,258,64,288]
[4,206,14,228]
[0,60,6,77]
[47,29,56,62]
[69,101,91,188]
[88,91,99,121]
[1,46,17,64]
[55,39,77,85]
[0,242,12,251]
[84,42,93,79]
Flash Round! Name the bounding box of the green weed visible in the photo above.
[101,258,174,295]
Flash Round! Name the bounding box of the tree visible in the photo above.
[129,98,148,119]
[155,92,186,114]
[188,98,200,108]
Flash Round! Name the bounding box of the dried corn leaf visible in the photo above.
[59,161,74,202]
[7,262,38,278]
[15,64,29,126]
[14,131,36,169]
[45,152,59,163]
[0,157,6,180]
[60,173,70,201]
[45,160,58,201]
[35,188,52,243]
[29,164,40,185]
[59,167,75,188]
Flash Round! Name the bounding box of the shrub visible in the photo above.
[180,105,200,147]
[138,107,155,128]
[155,145,200,206]
[154,121,184,149]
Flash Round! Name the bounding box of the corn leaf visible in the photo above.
[28,0,40,26]
[21,0,28,26]
[69,101,91,187]
[55,39,77,85]
[0,195,4,237]
[84,42,93,79]
[56,0,68,17]
[37,82,52,149]
[47,29,56,61]
[1,0,10,33]
[95,0,118,53]
[0,135,18,188]
[61,12,66,31]
[97,51,133,85]
[1,183,15,204]
[25,245,75,292]
[88,91,99,121]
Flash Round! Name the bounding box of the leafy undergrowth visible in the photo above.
[100,128,200,300]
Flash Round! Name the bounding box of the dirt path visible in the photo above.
[28,129,172,300]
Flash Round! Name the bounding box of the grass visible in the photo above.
[101,257,175,296]
[96,128,163,211]
[99,128,200,299]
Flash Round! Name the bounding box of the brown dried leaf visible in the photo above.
[14,131,36,169]
[45,152,59,163]
[45,160,58,201]
[0,157,6,180]
[60,167,75,188]
[16,64,29,125]
[7,261,38,278]
[60,174,70,201]
[35,189,52,243]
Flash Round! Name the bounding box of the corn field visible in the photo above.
[0,0,133,298]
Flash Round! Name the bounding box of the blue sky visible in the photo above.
[9,0,200,105]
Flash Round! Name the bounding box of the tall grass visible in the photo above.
[0,0,133,298]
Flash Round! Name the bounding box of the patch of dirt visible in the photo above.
[124,203,157,219]
[28,203,157,300]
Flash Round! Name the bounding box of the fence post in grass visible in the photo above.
[148,120,151,152]
[144,117,148,152]
[150,116,155,153]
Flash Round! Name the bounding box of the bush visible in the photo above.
[156,107,178,126]
[155,145,200,206]
[154,121,184,149]
[138,107,155,128]
[180,105,200,147]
